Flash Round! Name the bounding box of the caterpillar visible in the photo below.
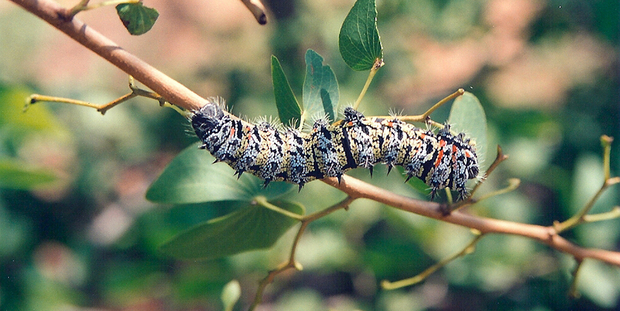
[191,98,480,200]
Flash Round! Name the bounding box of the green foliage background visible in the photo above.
[0,0,619,310]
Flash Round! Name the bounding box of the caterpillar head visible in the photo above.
[191,102,225,143]
[452,138,480,200]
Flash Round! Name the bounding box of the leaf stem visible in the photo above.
[66,0,140,19]
[475,178,521,202]
[352,58,384,110]
[554,177,620,233]
[601,135,613,180]
[25,76,179,115]
[249,196,355,310]
[582,206,620,223]
[419,88,465,120]
[554,135,619,232]
[568,259,584,299]
[382,231,484,290]
[374,88,465,123]
[26,93,134,113]
[255,196,304,221]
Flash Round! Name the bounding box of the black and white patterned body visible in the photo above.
[191,99,480,200]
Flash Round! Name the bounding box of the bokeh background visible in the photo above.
[1,0,619,310]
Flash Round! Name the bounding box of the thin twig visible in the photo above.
[240,0,267,25]
[568,259,584,299]
[249,196,355,310]
[321,175,620,266]
[474,178,521,202]
[583,207,620,223]
[382,231,484,289]
[26,76,175,115]
[554,177,620,233]
[373,88,465,123]
[12,0,207,112]
[602,135,613,180]
[14,0,620,294]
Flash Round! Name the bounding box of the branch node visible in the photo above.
[439,203,451,216]
[293,261,303,271]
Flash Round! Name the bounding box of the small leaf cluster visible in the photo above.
[116,2,159,36]
[147,0,487,269]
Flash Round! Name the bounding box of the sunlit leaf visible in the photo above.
[448,92,488,170]
[0,159,56,189]
[116,3,159,35]
[272,55,302,128]
[1,86,69,141]
[303,49,339,122]
[159,200,304,259]
[221,280,241,311]
[339,0,383,71]
[146,143,294,204]
[577,260,620,307]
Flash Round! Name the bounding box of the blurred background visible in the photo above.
[0,0,619,310]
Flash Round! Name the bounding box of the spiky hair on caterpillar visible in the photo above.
[190,98,480,200]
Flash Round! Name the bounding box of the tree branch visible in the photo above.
[240,0,267,25]
[12,0,620,271]
[321,176,620,266]
[10,0,206,111]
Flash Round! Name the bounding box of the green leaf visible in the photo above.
[221,280,241,311]
[303,49,339,122]
[2,86,70,141]
[146,143,294,204]
[0,159,56,189]
[339,0,383,71]
[448,92,488,170]
[272,55,302,128]
[128,201,250,252]
[116,3,159,36]
[159,200,304,259]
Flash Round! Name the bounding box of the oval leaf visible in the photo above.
[272,55,302,128]
[116,3,159,36]
[339,0,383,71]
[448,92,488,170]
[303,49,339,123]
[146,143,293,204]
[130,201,251,252]
[4,86,70,141]
[159,200,304,259]
[0,159,56,189]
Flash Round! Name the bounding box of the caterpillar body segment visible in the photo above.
[191,100,479,200]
